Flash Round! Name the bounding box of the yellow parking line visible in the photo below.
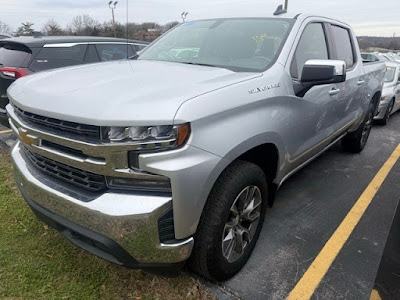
[370,289,382,300]
[0,129,12,134]
[288,144,400,300]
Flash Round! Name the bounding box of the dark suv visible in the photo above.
[0,33,12,40]
[0,36,148,126]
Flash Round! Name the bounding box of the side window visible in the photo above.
[30,44,87,72]
[134,44,147,51]
[95,44,134,61]
[291,23,328,79]
[331,25,355,69]
[83,45,100,63]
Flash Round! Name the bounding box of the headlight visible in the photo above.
[102,123,190,149]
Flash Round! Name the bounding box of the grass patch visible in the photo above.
[0,150,213,300]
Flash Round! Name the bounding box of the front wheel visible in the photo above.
[342,102,374,153]
[188,160,268,281]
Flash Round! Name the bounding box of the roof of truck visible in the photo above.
[0,36,148,48]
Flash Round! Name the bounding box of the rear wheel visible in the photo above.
[342,102,374,153]
[377,98,394,126]
[188,160,268,281]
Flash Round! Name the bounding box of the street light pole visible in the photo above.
[108,1,118,37]
[181,12,188,23]
[284,0,288,10]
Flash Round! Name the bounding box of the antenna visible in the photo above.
[273,5,287,16]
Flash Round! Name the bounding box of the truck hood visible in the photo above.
[8,60,260,126]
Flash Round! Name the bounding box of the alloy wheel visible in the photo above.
[221,185,262,263]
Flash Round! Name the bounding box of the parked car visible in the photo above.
[0,33,12,40]
[7,13,385,281]
[0,36,148,126]
[361,52,385,62]
[383,52,400,63]
[374,62,400,125]
[378,53,390,61]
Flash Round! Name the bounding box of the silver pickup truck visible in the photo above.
[7,13,385,281]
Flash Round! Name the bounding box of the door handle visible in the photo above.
[357,80,365,85]
[329,88,340,96]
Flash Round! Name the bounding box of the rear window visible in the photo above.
[30,44,87,72]
[95,44,134,61]
[0,43,32,67]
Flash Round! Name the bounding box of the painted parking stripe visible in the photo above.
[0,129,12,134]
[370,289,382,300]
[287,144,400,300]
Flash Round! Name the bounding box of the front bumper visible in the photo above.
[12,142,194,266]
[374,97,392,120]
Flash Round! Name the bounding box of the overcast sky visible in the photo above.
[1,0,400,36]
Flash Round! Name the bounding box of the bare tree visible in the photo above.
[67,14,101,36]
[162,21,179,33]
[0,20,12,34]
[42,19,64,36]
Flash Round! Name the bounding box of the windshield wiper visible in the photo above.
[179,61,219,68]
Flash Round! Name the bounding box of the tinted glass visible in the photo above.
[96,44,134,61]
[134,44,147,51]
[331,25,355,69]
[384,66,396,82]
[291,23,328,79]
[83,44,100,63]
[139,18,293,72]
[30,44,87,72]
[0,43,32,67]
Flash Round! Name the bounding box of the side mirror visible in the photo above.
[301,60,347,84]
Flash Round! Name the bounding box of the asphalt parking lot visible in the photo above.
[1,113,400,300]
[205,113,400,300]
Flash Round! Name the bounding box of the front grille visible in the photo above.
[24,147,107,192]
[14,105,101,140]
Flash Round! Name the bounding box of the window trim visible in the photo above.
[327,23,358,71]
[290,21,331,79]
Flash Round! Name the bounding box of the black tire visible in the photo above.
[342,102,374,153]
[188,160,268,281]
[376,98,394,126]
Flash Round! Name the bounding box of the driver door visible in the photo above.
[286,22,341,171]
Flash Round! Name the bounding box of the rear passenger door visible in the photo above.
[328,24,364,127]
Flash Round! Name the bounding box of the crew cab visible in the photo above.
[7,13,385,281]
[0,36,148,126]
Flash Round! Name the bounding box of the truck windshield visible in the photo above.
[384,66,396,82]
[138,18,293,72]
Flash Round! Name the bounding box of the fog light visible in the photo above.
[106,177,171,193]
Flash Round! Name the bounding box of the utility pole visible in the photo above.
[181,12,189,23]
[108,1,118,37]
[284,0,288,10]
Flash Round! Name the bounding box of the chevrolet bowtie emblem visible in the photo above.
[17,127,40,146]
